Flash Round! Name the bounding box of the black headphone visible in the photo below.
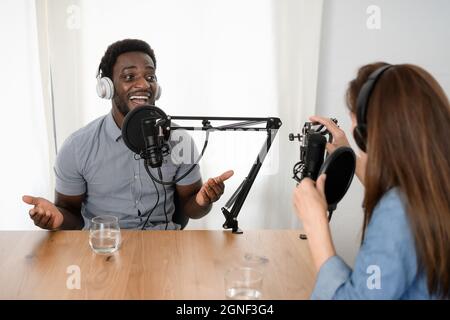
[353,64,394,152]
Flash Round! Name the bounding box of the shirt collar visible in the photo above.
[105,111,122,142]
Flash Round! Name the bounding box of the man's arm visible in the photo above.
[175,180,211,219]
[23,191,85,230]
[54,191,85,229]
[175,170,234,220]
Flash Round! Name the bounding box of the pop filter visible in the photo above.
[121,105,170,155]
[319,146,356,209]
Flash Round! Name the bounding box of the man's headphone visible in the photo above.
[353,64,394,152]
[96,71,162,101]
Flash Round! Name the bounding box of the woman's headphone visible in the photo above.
[353,64,394,152]
[96,71,162,101]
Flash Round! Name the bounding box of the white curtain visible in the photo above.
[17,0,323,230]
[0,0,52,229]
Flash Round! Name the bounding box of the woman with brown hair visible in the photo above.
[293,62,450,299]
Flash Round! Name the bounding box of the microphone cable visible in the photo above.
[157,167,169,230]
[141,129,210,230]
[140,168,169,230]
[144,131,210,186]
[141,170,160,231]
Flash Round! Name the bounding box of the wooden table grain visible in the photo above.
[0,230,316,300]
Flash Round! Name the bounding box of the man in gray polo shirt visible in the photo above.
[23,39,233,230]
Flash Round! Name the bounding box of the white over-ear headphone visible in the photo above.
[96,72,162,101]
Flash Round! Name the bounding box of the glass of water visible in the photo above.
[224,266,263,300]
[89,215,121,254]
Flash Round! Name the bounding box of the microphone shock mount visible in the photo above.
[289,118,337,183]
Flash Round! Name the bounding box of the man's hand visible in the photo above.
[22,195,64,230]
[195,170,234,207]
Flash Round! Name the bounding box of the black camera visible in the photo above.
[289,118,337,182]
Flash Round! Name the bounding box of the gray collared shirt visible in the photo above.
[54,112,201,230]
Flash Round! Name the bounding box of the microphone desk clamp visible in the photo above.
[167,115,282,234]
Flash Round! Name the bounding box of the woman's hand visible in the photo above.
[309,115,366,185]
[309,115,351,153]
[293,174,328,229]
[293,174,336,271]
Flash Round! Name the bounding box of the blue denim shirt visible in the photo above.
[311,188,434,299]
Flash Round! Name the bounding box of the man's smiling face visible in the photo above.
[112,51,158,117]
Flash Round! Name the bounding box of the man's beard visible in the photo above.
[113,95,130,117]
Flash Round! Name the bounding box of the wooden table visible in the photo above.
[0,230,316,299]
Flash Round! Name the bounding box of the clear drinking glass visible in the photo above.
[242,253,269,274]
[89,215,121,254]
[224,266,264,300]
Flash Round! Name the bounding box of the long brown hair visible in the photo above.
[346,62,450,298]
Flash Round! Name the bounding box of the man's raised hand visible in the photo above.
[22,195,64,230]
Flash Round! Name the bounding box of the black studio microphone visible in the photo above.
[304,133,327,181]
[122,105,171,168]
[141,118,163,168]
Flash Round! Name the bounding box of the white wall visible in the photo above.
[316,0,450,265]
